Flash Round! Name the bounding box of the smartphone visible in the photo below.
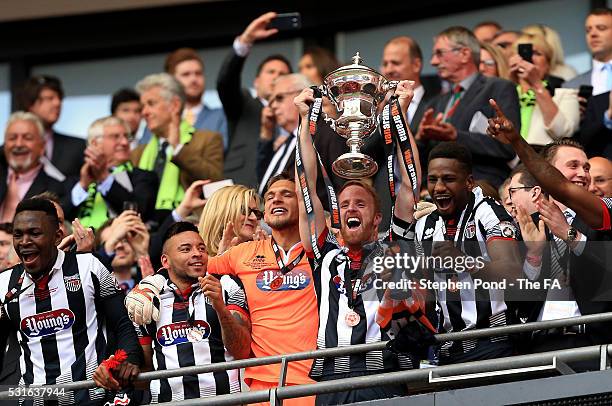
[268,12,302,31]
[518,43,533,63]
[203,179,235,199]
[578,85,593,100]
[123,201,139,213]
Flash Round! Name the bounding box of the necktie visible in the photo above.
[153,141,168,181]
[549,210,574,284]
[1,173,19,223]
[444,84,463,122]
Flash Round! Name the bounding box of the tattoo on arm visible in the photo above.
[217,309,252,359]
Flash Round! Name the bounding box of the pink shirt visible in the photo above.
[9,164,43,200]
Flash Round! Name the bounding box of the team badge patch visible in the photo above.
[499,221,517,239]
[464,221,476,239]
[156,320,211,346]
[21,309,75,338]
[64,274,82,292]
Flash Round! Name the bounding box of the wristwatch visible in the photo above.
[566,227,578,242]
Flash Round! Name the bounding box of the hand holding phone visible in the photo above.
[267,12,301,31]
[518,43,533,64]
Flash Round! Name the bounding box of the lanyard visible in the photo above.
[343,243,383,310]
[271,237,305,275]
[379,96,420,240]
[296,87,341,263]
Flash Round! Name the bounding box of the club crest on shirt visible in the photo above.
[332,272,376,295]
[64,274,82,292]
[21,309,75,338]
[464,221,476,239]
[156,320,211,347]
[244,255,275,270]
[256,269,310,291]
[499,221,517,239]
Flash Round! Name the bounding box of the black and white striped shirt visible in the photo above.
[0,250,122,405]
[308,222,418,379]
[411,187,519,356]
[136,274,248,403]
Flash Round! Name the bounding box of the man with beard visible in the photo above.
[126,173,318,406]
[0,198,142,405]
[294,82,435,405]
[164,48,228,150]
[412,141,522,365]
[133,222,250,401]
[0,112,67,223]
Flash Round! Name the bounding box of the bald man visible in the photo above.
[589,156,612,197]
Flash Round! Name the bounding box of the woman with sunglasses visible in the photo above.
[198,185,264,256]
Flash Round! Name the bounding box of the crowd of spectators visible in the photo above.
[1,8,612,406]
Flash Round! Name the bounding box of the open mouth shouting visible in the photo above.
[433,194,453,212]
[20,249,40,268]
[346,217,362,230]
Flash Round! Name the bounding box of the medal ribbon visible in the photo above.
[296,87,341,263]
[271,237,305,275]
[379,96,420,241]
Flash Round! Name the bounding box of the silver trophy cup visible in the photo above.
[320,52,398,179]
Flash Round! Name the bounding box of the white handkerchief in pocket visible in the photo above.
[469,110,490,134]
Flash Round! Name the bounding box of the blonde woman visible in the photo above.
[522,24,577,81]
[198,185,264,256]
[479,41,510,80]
[509,33,579,148]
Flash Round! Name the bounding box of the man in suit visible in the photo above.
[217,12,292,188]
[139,48,229,152]
[16,75,86,178]
[0,112,67,223]
[418,26,519,188]
[564,8,612,95]
[131,73,223,224]
[579,90,612,159]
[375,36,438,229]
[510,144,612,369]
[66,116,158,229]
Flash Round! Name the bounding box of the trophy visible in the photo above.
[320,52,398,179]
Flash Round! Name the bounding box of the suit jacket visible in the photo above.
[65,167,159,223]
[518,213,612,344]
[130,129,224,190]
[563,70,592,89]
[0,161,68,213]
[217,49,264,188]
[425,73,520,188]
[50,131,86,178]
[139,105,229,150]
[579,91,612,159]
[524,88,580,146]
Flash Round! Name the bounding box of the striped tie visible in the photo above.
[444,84,463,122]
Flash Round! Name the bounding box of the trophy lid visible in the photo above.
[324,52,385,80]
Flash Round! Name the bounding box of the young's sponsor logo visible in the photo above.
[156,320,211,346]
[21,309,75,338]
[256,269,310,291]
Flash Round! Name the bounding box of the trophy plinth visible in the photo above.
[320,52,396,179]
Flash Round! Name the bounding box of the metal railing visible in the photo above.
[2,312,612,404]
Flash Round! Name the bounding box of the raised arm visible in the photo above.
[294,88,327,252]
[393,80,422,224]
[487,98,607,230]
